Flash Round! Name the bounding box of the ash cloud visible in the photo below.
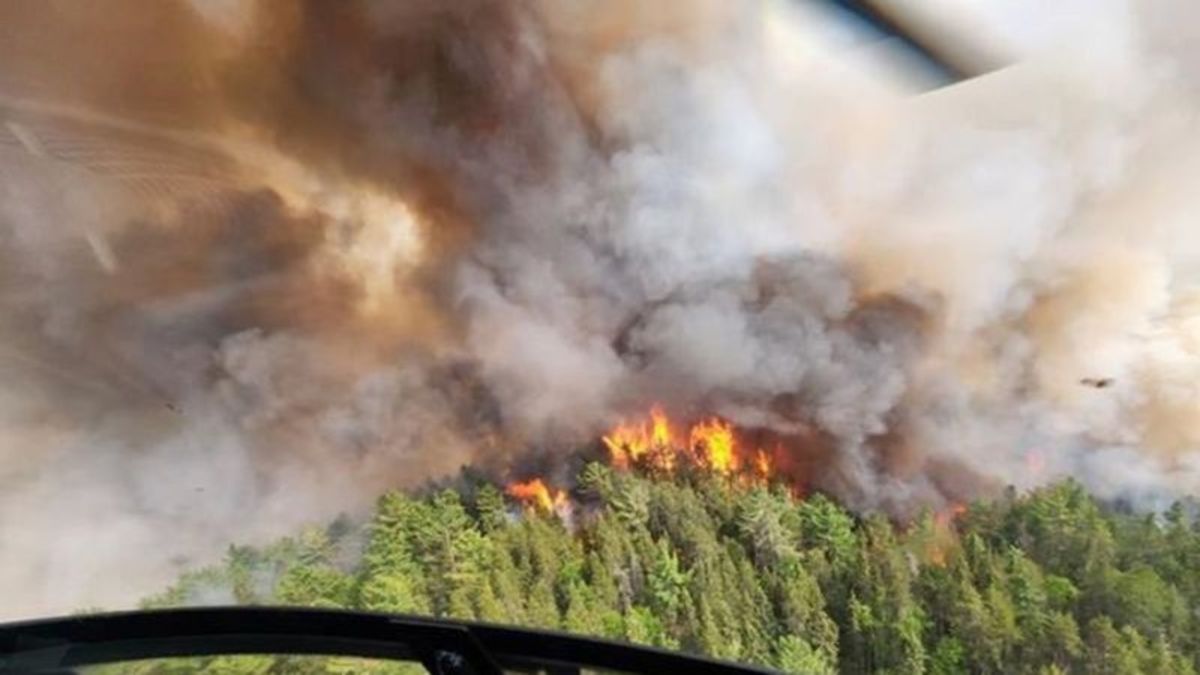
[3,0,1200,616]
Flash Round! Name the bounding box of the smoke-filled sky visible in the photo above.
[3,0,1200,618]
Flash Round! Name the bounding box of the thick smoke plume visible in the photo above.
[2,0,1200,616]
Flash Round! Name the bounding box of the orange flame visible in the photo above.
[753,449,772,479]
[936,502,967,526]
[506,478,567,513]
[928,503,967,566]
[602,405,678,470]
[690,418,737,474]
[650,406,672,447]
[603,407,777,481]
[507,410,783,525]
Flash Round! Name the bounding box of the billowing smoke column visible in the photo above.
[2,0,1200,616]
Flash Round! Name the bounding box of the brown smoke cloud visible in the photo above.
[2,0,1200,617]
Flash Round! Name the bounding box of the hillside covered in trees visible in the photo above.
[139,463,1200,674]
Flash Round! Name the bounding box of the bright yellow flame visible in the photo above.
[602,405,678,470]
[602,422,643,469]
[690,418,737,474]
[602,407,778,481]
[650,406,672,447]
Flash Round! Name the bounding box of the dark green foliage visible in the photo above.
[144,470,1200,674]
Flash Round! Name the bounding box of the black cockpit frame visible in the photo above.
[0,607,779,674]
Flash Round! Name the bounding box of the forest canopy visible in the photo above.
[135,464,1200,674]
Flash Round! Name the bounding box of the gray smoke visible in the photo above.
[2,0,1200,617]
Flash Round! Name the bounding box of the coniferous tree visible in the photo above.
[137,469,1200,674]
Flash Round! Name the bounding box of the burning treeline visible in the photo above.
[505,405,971,581]
[4,0,1200,616]
[603,407,762,477]
[505,406,778,516]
